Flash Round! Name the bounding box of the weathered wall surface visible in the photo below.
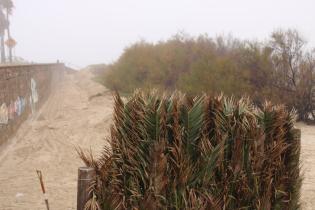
[0,63,65,146]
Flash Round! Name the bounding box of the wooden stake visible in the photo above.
[36,170,50,210]
[77,167,96,210]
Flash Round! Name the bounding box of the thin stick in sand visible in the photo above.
[36,170,50,210]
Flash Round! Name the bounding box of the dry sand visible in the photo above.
[0,71,314,209]
[0,70,113,210]
[296,122,315,210]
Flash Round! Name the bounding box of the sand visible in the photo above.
[0,70,113,210]
[296,122,315,210]
[0,71,314,209]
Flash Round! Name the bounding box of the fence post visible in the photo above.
[77,167,96,210]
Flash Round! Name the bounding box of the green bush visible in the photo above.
[102,36,254,97]
[80,90,301,210]
[97,30,315,121]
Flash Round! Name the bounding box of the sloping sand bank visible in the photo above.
[0,70,113,210]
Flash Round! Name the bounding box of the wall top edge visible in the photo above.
[0,63,65,69]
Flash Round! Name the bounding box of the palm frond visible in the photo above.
[79,90,301,210]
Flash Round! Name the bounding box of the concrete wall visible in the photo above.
[0,63,65,146]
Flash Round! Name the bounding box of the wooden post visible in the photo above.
[77,167,96,210]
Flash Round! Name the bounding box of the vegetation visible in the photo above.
[80,91,301,210]
[95,29,315,121]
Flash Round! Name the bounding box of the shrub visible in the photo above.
[80,90,301,210]
[98,30,315,121]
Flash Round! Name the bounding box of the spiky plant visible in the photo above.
[79,90,301,210]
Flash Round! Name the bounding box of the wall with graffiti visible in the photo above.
[0,96,27,125]
[0,63,64,145]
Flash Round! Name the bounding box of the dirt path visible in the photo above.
[0,71,113,210]
[0,71,314,209]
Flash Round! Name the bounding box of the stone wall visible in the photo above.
[0,63,65,146]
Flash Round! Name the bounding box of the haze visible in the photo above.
[11,0,315,68]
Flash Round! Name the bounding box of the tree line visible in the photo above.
[0,0,14,63]
[96,29,315,121]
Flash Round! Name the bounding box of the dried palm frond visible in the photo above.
[79,90,301,210]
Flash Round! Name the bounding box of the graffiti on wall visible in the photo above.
[30,78,39,114]
[8,101,15,120]
[15,97,26,117]
[21,97,26,115]
[0,103,8,124]
[31,78,38,103]
[6,97,27,121]
[0,78,39,126]
[15,97,21,116]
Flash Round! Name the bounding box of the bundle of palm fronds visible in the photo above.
[79,90,301,210]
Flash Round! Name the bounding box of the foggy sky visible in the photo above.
[11,0,315,68]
